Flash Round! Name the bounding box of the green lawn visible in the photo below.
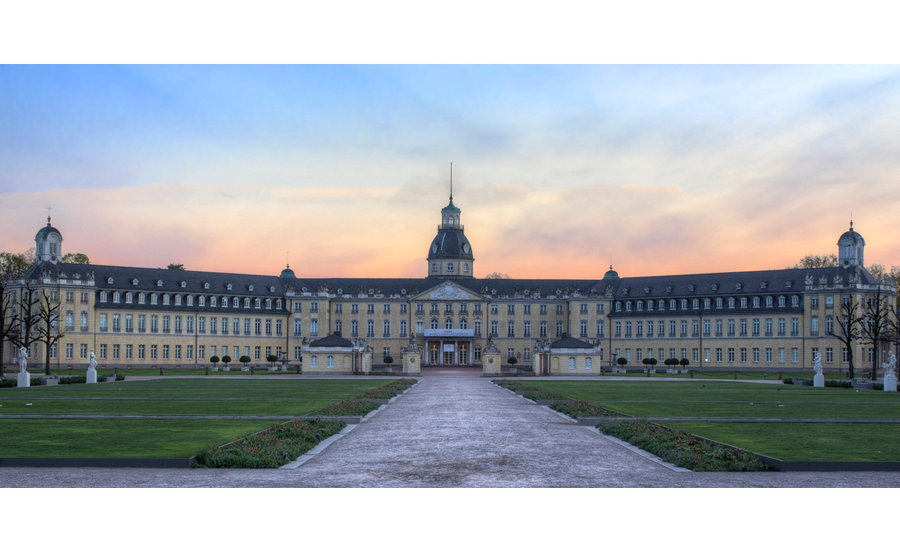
[0,418,280,458]
[660,422,900,461]
[0,378,399,458]
[506,379,900,462]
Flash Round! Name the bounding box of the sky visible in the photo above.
[2,63,900,280]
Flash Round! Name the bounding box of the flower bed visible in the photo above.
[523,390,569,401]
[550,400,621,418]
[354,378,417,400]
[194,418,345,468]
[314,399,382,417]
[599,420,769,472]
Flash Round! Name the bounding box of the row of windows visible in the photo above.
[99,292,282,310]
[47,291,91,304]
[612,318,803,338]
[97,314,283,336]
[50,341,289,363]
[290,302,608,316]
[615,295,800,313]
[614,346,869,365]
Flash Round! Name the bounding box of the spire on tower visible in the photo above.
[450,162,453,202]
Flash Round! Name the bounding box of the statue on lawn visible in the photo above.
[883,351,897,378]
[18,346,28,372]
[812,352,823,375]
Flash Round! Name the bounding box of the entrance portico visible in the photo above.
[423,328,474,366]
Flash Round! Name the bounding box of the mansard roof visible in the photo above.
[308,333,353,348]
[23,262,289,296]
[549,336,594,349]
[609,265,880,299]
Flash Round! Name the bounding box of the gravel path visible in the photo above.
[3,376,900,487]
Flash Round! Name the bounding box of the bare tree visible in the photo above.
[8,282,41,365]
[35,289,65,375]
[829,292,861,379]
[787,254,839,269]
[860,282,892,380]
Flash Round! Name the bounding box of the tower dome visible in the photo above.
[35,216,63,264]
[280,264,296,278]
[426,169,475,278]
[603,265,620,280]
[837,221,865,268]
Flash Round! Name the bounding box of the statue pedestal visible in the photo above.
[884,373,897,392]
[17,370,31,388]
[813,373,825,387]
[86,367,98,384]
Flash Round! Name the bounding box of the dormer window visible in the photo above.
[151,294,158,305]
[157,280,163,287]
[269,286,275,293]
[132,279,139,286]
[227,284,233,291]
[248,285,254,292]
[204,283,210,290]
[107,277,114,284]
[180,281,186,288]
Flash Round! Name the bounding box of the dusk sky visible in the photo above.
[2,64,899,280]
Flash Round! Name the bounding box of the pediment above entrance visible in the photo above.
[413,281,482,301]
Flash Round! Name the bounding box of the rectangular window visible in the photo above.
[127,345,133,360]
[163,345,169,360]
[716,348,722,363]
[66,343,74,359]
[255,346,261,360]
[199,346,205,360]
[187,345,193,360]
[507,322,515,337]
[740,348,747,362]
[187,316,194,333]
[753,348,759,362]
[99,344,107,359]
[778,348,785,363]
[728,348,734,362]
[113,314,121,332]
[139,345,146,360]
[175,316,182,333]
[151,345,158,360]
[826,347,833,363]
[113,344,120,359]
[791,348,798,363]
[765,348,772,363]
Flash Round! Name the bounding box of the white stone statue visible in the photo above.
[812,352,823,375]
[18,346,28,372]
[89,349,98,370]
[883,351,897,378]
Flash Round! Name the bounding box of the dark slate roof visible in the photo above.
[308,333,353,347]
[427,230,474,261]
[550,336,594,349]
[610,265,878,299]
[24,262,290,296]
[288,277,610,298]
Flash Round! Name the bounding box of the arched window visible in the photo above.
[112,292,120,303]
[432,263,438,272]
[65,311,74,330]
[125,292,133,304]
[585,357,592,370]
[463,263,469,273]
[265,298,272,309]
[254,298,261,308]
[431,318,439,330]
[445,318,453,329]
[459,318,468,330]
[446,263,454,273]
[568,357,576,370]
[80,311,88,330]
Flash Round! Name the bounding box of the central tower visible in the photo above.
[426,167,475,278]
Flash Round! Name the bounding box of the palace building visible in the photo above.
[3,194,896,376]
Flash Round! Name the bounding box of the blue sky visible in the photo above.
[2,64,900,278]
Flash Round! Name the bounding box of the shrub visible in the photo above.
[782,378,794,385]
[600,420,768,472]
[0,378,17,388]
[314,399,381,417]
[824,380,852,389]
[522,390,569,401]
[195,418,345,468]
[59,375,87,385]
[551,400,621,418]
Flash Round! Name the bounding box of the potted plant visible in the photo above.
[240,355,251,371]
[210,355,220,371]
[616,357,627,373]
[383,355,394,373]
[267,354,278,371]
[221,355,231,371]
[507,356,518,375]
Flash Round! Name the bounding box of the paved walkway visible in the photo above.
[3,376,900,487]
